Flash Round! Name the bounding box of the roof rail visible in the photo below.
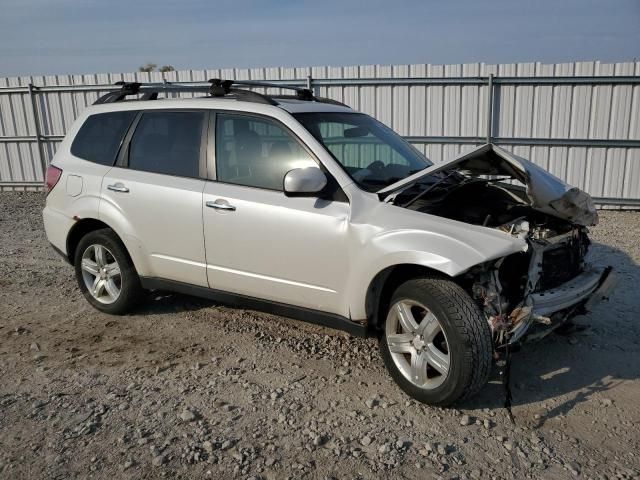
[272,94,348,107]
[92,79,349,108]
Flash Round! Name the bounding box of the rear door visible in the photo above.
[100,110,209,286]
[62,110,138,211]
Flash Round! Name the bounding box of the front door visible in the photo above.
[202,112,350,314]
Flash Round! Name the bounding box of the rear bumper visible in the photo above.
[42,205,74,259]
[49,242,71,264]
[531,266,616,316]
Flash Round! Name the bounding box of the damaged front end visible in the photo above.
[467,224,615,346]
[382,144,616,346]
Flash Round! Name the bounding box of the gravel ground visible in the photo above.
[1,192,639,480]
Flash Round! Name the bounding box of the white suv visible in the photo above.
[43,80,615,406]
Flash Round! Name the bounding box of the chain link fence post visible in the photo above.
[27,83,47,177]
[486,74,494,144]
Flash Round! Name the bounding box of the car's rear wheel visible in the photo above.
[379,276,492,406]
[74,228,142,314]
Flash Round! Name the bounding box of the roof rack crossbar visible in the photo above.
[93,81,143,104]
[208,78,316,101]
[92,79,349,108]
[94,83,214,104]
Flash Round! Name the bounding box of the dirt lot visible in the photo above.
[1,192,639,480]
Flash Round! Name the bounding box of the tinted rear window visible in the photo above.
[128,111,205,178]
[71,111,137,165]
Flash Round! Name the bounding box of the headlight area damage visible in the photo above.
[381,144,617,348]
[465,230,614,347]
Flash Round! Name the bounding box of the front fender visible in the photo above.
[369,228,524,275]
[346,227,526,320]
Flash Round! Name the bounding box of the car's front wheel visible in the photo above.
[379,276,492,406]
[74,228,143,314]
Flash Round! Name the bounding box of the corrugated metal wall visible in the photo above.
[1,60,639,206]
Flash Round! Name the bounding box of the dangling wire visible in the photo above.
[503,342,515,424]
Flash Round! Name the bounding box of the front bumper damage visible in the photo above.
[531,266,614,316]
[521,266,616,342]
[473,241,617,346]
[493,264,616,422]
[483,263,616,422]
[467,211,620,346]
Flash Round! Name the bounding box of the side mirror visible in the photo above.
[283,167,327,196]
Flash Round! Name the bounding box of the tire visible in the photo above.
[379,276,492,407]
[73,228,143,315]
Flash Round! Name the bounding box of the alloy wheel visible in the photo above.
[385,299,451,390]
[80,244,122,304]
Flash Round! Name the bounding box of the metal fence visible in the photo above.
[1,61,639,206]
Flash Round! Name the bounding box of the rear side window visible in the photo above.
[128,111,205,178]
[71,111,137,165]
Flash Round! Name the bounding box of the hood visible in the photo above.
[378,143,598,226]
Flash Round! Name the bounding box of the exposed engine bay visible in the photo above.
[382,144,613,347]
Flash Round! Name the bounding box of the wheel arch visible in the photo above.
[348,226,525,325]
[66,218,112,264]
[66,218,138,270]
[365,263,449,333]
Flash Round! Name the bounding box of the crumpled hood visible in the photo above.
[379,143,598,226]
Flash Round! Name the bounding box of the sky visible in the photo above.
[0,0,638,77]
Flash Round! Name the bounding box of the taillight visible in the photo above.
[45,165,63,195]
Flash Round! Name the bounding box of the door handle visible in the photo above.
[206,200,236,211]
[107,183,129,193]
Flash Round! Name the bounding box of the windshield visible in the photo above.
[293,112,433,192]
